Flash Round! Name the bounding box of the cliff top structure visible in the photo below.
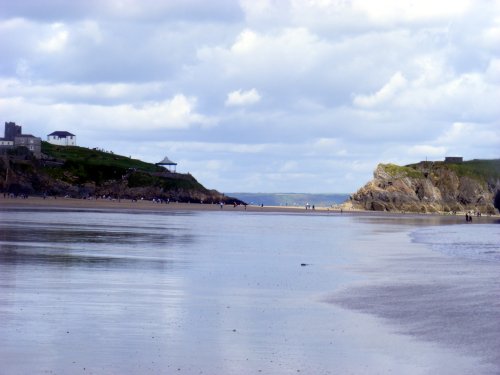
[47,131,77,146]
[1,122,41,158]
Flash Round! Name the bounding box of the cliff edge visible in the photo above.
[0,142,242,204]
[348,159,500,214]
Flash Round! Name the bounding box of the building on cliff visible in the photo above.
[444,156,463,163]
[47,131,76,146]
[0,122,41,158]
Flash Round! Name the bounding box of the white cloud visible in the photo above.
[151,141,271,154]
[486,58,500,83]
[313,137,340,148]
[225,88,261,106]
[77,20,103,44]
[197,27,330,83]
[408,145,447,158]
[0,78,165,104]
[230,29,259,53]
[352,0,471,24]
[38,23,69,52]
[353,72,407,107]
[15,59,32,80]
[0,94,214,132]
[437,122,500,146]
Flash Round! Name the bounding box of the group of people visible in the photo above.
[465,210,483,222]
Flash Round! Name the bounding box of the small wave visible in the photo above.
[411,224,500,262]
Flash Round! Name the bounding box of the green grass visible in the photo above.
[407,159,500,182]
[40,141,206,192]
[127,171,204,191]
[41,142,162,173]
[381,163,423,178]
[42,141,163,184]
[446,159,500,180]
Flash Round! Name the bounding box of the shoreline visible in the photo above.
[0,196,317,213]
[1,196,498,218]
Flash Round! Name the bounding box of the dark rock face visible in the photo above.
[494,190,500,211]
[348,162,499,214]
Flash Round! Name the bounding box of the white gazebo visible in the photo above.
[156,156,177,172]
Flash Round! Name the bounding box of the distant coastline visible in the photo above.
[227,192,349,207]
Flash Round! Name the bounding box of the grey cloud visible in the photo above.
[0,0,243,23]
[0,0,498,193]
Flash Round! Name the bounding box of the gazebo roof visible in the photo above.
[157,156,177,165]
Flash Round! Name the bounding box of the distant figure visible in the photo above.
[312,205,315,210]
[220,202,224,209]
[465,213,469,222]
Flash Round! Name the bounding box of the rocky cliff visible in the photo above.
[0,143,242,204]
[348,160,500,214]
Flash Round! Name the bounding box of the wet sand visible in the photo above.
[0,196,320,213]
[1,200,499,374]
[329,222,500,373]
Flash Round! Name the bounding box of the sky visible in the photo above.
[0,0,499,194]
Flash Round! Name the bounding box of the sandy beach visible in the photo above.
[0,195,339,213]
[2,196,497,220]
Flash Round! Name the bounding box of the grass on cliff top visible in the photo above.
[40,141,207,192]
[41,141,162,173]
[445,159,500,180]
[381,163,424,178]
[408,159,500,181]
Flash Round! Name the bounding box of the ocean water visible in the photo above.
[0,208,499,374]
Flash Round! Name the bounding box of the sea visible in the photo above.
[227,193,349,207]
[0,207,499,375]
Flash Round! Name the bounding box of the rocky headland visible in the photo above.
[347,159,500,214]
[0,142,242,204]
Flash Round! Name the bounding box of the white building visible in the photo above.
[47,131,76,146]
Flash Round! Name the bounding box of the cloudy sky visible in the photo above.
[1,0,499,193]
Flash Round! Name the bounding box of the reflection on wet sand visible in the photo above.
[0,207,498,374]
